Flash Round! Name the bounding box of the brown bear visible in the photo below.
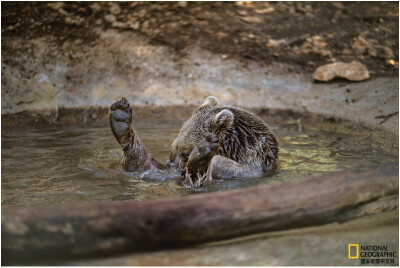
[109,96,279,187]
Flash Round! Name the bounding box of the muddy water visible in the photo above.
[2,119,397,207]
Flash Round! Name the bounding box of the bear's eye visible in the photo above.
[181,152,189,160]
[178,152,190,169]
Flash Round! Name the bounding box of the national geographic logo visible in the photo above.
[348,244,397,265]
[348,244,359,258]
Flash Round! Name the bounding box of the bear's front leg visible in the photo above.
[183,133,219,187]
[109,97,164,171]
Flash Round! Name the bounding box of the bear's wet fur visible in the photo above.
[109,96,278,187]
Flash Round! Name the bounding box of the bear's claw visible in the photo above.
[111,97,130,111]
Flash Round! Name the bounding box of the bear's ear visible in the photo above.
[199,96,219,109]
[211,109,234,134]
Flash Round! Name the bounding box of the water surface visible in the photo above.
[2,119,397,207]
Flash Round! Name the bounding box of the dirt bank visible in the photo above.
[3,2,399,75]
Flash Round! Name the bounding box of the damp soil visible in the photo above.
[2,118,397,208]
[2,1,398,76]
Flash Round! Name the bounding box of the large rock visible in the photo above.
[312,62,370,82]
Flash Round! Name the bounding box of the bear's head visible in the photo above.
[168,96,233,169]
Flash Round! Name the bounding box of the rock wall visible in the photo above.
[2,28,398,134]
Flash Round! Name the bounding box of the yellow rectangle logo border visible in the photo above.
[348,244,359,258]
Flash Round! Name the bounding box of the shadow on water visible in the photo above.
[1,118,397,207]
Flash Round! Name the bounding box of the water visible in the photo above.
[2,119,397,207]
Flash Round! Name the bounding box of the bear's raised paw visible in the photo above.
[109,97,133,142]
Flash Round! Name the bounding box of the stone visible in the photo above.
[342,48,352,55]
[333,10,342,20]
[58,8,69,16]
[313,48,332,58]
[288,6,296,15]
[77,7,87,14]
[331,2,344,9]
[307,61,316,66]
[240,16,263,24]
[351,36,376,56]
[375,45,394,59]
[177,1,188,8]
[47,2,64,11]
[141,20,150,30]
[266,38,286,48]
[384,59,398,68]
[359,30,370,38]
[90,3,101,13]
[130,21,140,30]
[255,7,275,14]
[313,62,370,82]
[65,16,85,26]
[112,21,127,29]
[304,5,313,12]
[104,15,116,24]
[237,10,247,16]
[295,2,312,13]
[110,4,121,15]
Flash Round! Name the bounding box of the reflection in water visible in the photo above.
[1,119,397,207]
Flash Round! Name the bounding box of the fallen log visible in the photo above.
[2,162,398,264]
[335,195,398,223]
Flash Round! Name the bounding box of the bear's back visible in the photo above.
[208,106,278,169]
